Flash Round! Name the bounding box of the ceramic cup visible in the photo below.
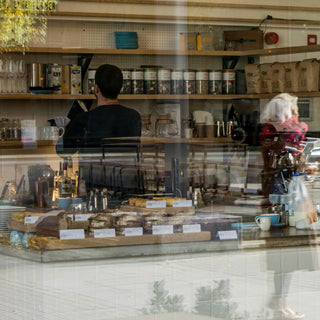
[57,197,72,210]
[259,213,280,225]
[255,216,271,231]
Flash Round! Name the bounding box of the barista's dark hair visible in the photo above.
[95,64,123,99]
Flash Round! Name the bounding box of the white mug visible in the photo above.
[38,126,64,140]
[255,216,271,231]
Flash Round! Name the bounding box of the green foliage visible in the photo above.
[142,280,185,314]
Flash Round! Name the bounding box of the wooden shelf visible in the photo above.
[7,44,320,57]
[1,92,320,100]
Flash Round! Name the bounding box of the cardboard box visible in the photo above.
[224,30,264,51]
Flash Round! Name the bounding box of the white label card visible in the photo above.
[94,229,116,238]
[218,230,238,240]
[24,216,39,224]
[75,214,93,221]
[146,200,167,208]
[68,214,74,220]
[60,229,85,240]
[125,227,143,237]
[152,225,174,235]
[183,224,201,233]
[173,200,192,207]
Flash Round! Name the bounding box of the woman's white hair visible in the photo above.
[260,93,297,123]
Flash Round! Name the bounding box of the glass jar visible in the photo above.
[171,69,183,94]
[141,114,153,137]
[183,69,196,94]
[120,69,132,94]
[155,113,178,137]
[131,68,144,94]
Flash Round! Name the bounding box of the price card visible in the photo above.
[182,224,201,233]
[111,211,137,216]
[68,214,74,220]
[152,225,174,235]
[217,230,238,240]
[74,214,93,221]
[60,229,85,240]
[93,229,116,238]
[173,200,192,207]
[24,216,39,224]
[125,227,143,237]
[146,200,166,208]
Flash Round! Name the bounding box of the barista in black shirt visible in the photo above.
[57,64,141,155]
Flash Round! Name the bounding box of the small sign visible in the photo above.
[218,230,238,240]
[183,224,201,233]
[94,229,116,238]
[146,200,166,208]
[75,214,93,221]
[60,229,85,240]
[24,216,39,224]
[125,227,143,236]
[111,211,137,216]
[68,214,74,220]
[173,200,192,207]
[152,225,174,235]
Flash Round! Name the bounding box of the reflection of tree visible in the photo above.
[141,280,185,314]
[194,280,250,319]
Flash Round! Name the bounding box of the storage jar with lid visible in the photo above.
[144,68,157,94]
[141,114,153,137]
[222,69,236,94]
[131,68,144,94]
[87,69,96,94]
[208,70,222,94]
[183,69,196,94]
[196,70,209,94]
[155,113,178,137]
[120,69,132,94]
[171,69,183,94]
[157,68,171,94]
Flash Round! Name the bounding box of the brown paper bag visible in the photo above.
[271,62,285,93]
[260,63,273,93]
[245,64,261,94]
[297,59,320,92]
[284,61,299,92]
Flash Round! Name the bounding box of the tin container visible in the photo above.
[157,68,171,94]
[171,69,183,94]
[208,70,222,94]
[196,70,209,94]
[46,64,62,92]
[27,63,46,89]
[222,69,236,94]
[70,65,82,94]
[120,69,132,94]
[183,69,196,94]
[131,68,144,94]
[87,69,96,94]
[144,68,157,94]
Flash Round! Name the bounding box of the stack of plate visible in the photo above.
[115,32,138,49]
[0,205,26,236]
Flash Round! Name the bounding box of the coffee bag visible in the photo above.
[297,59,320,92]
[260,63,273,93]
[245,64,261,94]
[284,61,299,92]
[271,62,285,93]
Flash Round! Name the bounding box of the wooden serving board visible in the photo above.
[7,220,37,233]
[28,231,210,250]
[119,205,195,216]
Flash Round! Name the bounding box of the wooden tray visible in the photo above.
[7,220,37,233]
[28,231,211,250]
[119,205,195,216]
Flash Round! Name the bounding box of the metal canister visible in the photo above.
[183,69,196,94]
[120,69,132,94]
[196,69,209,94]
[87,69,96,94]
[27,63,46,89]
[144,67,157,94]
[157,68,171,94]
[216,120,225,137]
[222,69,236,94]
[226,121,234,137]
[171,69,183,94]
[131,68,144,94]
[208,70,222,94]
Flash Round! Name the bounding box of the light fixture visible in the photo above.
[0,0,57,52]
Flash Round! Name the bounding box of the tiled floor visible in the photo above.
[0,246,320,320]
